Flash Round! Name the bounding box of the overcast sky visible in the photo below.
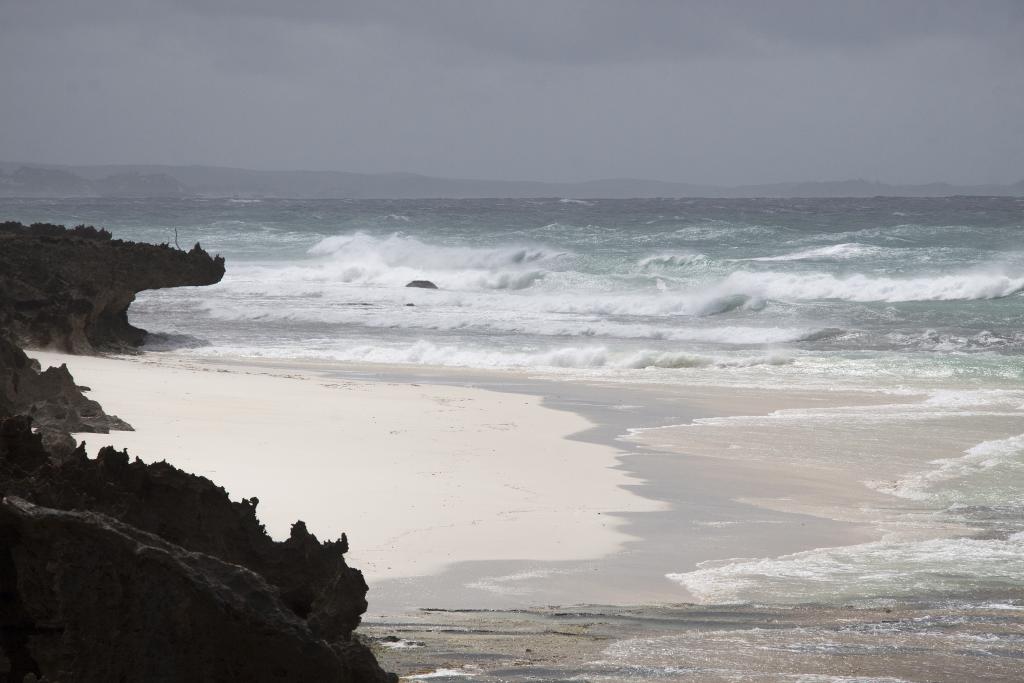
[2,1,1022,185]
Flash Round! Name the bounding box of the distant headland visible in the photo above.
[1,162,1021,199]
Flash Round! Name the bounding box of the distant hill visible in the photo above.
[0,162,1021,199]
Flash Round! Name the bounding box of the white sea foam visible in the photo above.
[127,210,1024,397]
[637,252,712,269]
[650,388,1024,433]
[208,234,1024,355]
[378,639,424,649]
[466,567,584,596]
[716,269,1024,303]
[303,232,566,290]
[743,243,881,262]
[618,349,792,370]
[885,329,1024,352]
[668,535,1024,604]
[875,433,1024,502]
[189,339,794,372]
[206,264,775,320]
[407,668,477,679]
[921,389,1024,409]
[197,289,815,343]
[308,232,562,268]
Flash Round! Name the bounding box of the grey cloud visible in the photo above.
[8,1,1024,63]
[1,1,1021,185]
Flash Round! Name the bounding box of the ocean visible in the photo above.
[5,196,1023,679]
[8,197,1022,380]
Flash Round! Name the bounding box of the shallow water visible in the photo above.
[363,602,1024,682]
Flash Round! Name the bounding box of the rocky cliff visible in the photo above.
[0,417,393,682]
[0,221,225,353]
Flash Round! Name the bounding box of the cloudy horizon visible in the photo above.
[2,1,1022,185]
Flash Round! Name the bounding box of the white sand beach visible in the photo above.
[28,350,1019,616]
[31,351,661,582]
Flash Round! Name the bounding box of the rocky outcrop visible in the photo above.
[0,220,393,680]
[405,280,438,289]
[0,496,385,682]
[0,335,130,456]
[0,221,225,353]
[0,416,395,682]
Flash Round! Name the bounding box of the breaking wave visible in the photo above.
[717,269,1024,303]
[637,252,712,269]
[309,232,563,269]
[201,340,793,372]
[669,534,1024,605]
[304,232,565,290]
[743,243,881,262]
[873,434,1024,503]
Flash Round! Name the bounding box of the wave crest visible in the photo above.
[304,232,564,290]
[638,252,711,269]
[224,340,794,372]
[718,269,1024,303]
[743,243,880,262]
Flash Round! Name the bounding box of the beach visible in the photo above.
[33,350,943,611]
[34,350,663,584]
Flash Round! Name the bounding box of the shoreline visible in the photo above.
[33,349,913,615]
[33,350,662,585]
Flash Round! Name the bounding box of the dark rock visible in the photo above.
[405,280,438,289]
[0,415,395,682]
[0,335,131,457]
[0,221,225,353]
[0,496,384,682]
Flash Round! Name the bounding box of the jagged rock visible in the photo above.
[0,221,225,353]
[0,496,385,682]
[405,280,438,289]
[0,418,367,641]
[0,416,395,682]
[0,335,131,457]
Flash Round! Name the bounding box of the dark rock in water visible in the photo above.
[0,221,226,353]
[0,415,395,682]
[405,280,438,289]
[0,335,131,457]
